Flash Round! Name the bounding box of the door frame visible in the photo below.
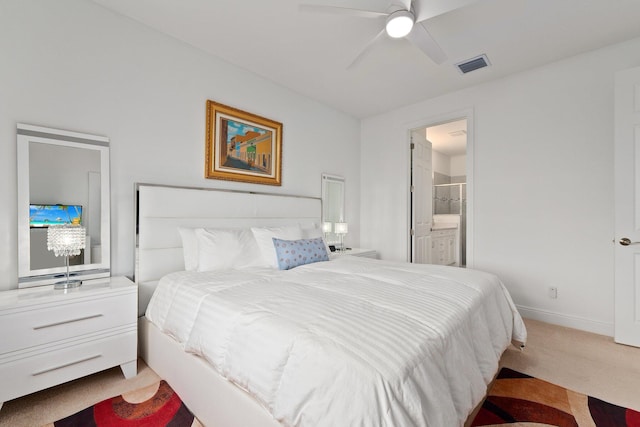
[613,66,640,347]
[406,108,475,267]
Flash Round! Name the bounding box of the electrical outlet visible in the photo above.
[548,287,558,299]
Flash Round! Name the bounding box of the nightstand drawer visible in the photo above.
[0,330,136,403]
[0,292,136,354]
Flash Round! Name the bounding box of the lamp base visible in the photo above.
[54,280,82,290]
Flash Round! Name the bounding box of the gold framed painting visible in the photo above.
[205,100,282,186]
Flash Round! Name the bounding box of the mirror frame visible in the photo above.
[17,124,111,288]
[321,173,345,244]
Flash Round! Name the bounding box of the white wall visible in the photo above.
[433,151,466,178]
[450,155,466,177]
[361,36,640,335]
[0,0,361,290]
[432,150,451,176]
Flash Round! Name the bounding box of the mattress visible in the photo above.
[146,256,526,427]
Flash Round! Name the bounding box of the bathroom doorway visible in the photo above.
[408,109,473,268]
[428,119,467,266]
[412,118,468,267]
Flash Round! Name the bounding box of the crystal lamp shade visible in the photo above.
[322,222,333,233]
[334,222,348,235]
[47,224,86,257]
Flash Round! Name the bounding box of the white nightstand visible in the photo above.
[332,248,378,259]
[0,276,137,410]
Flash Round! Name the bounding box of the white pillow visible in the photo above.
[196,228,263,271]
[178,227,199,271]
[251,225,303,268]
[300,224,321,239]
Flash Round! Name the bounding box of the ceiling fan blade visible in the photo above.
[406,23,447,64]
[299,4,388,19]
[347,28,386,69]
[396,0,413,12]
[413,0,479,23]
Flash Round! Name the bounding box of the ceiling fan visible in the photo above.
[300,0,478,68]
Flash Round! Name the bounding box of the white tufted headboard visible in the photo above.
[135,183,322,285]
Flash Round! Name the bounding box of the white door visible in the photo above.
[614,66,640,347]
[410,131,433,263]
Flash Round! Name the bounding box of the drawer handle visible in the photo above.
[33,314,103,330]
[32,354,102,376]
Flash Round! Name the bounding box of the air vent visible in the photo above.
[455,54,490,74]
[448,130,467,137]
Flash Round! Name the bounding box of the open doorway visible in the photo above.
[428,119,467,267]
[409,116,469,267]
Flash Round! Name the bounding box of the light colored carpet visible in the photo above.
[463,318,640,426]
[1,319,638,427]
[499,318,640,413]
[0,360,160,427]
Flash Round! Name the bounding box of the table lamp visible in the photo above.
[334,222,348,252]
[322,221,333,240]
[47,224,86,289]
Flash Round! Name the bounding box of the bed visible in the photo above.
[135,183,526,427]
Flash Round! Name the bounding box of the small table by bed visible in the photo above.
[331,247,377,258]
[0,276,138,411]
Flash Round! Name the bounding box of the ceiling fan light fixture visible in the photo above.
[385,10,414,38]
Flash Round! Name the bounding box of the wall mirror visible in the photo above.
[17,124,111,288]
[321,173,345,244]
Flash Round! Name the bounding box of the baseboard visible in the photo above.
[516,304,614,337]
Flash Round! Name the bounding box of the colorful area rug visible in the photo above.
[471,367,640,426]
[45,380,201,427]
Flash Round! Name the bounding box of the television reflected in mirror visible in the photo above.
[17,124,111,288]
[29,204,83,227]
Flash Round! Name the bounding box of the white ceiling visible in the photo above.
[90,0,640,119]
[427,119,467,157]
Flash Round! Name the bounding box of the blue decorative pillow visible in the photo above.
[273,237,330,270]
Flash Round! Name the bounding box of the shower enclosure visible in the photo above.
[433,182,466,266]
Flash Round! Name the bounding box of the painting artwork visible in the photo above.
[205,100,282,186]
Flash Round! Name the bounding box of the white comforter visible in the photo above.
[146,256,526,427]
